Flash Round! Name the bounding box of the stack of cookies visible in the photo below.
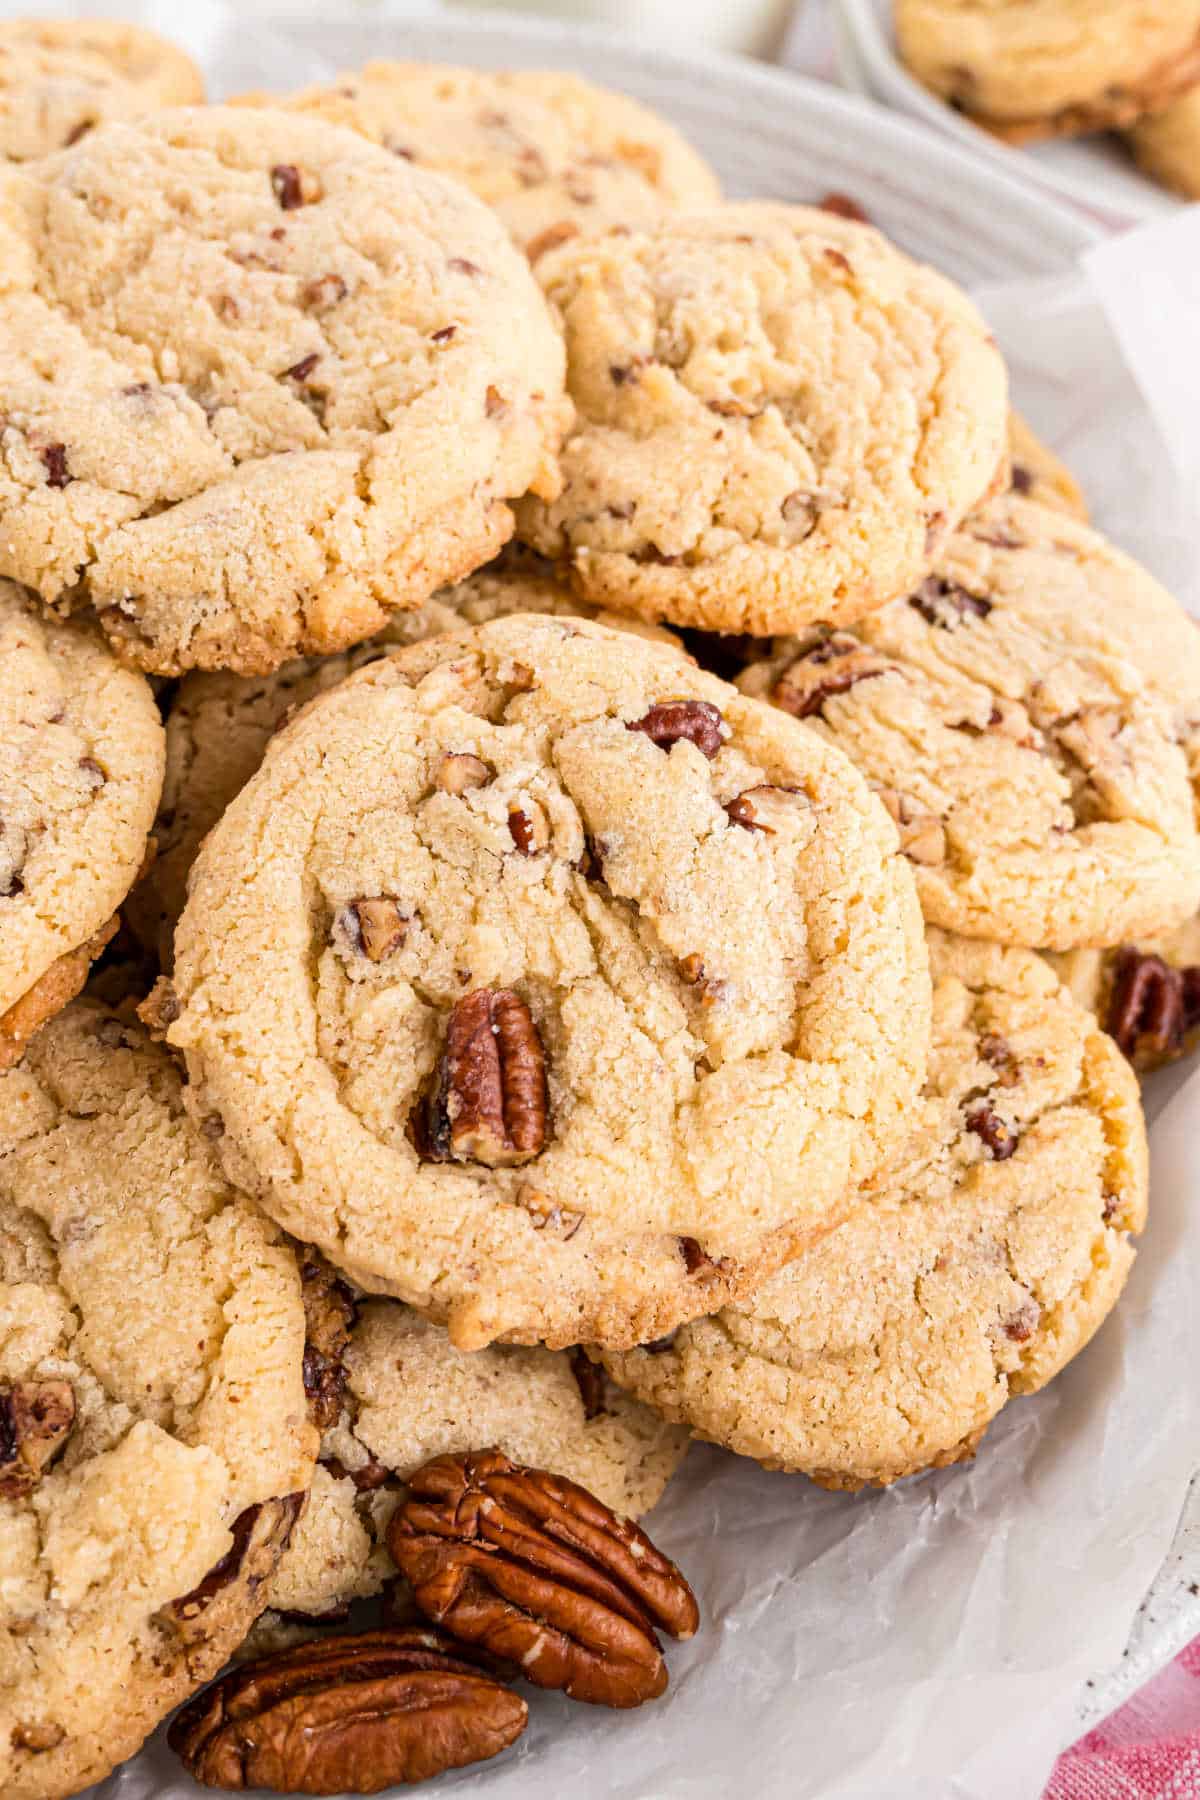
[895,0,1200,198]
[0,19,1194,1800]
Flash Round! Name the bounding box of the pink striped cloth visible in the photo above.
[1045,1638,1200,1798]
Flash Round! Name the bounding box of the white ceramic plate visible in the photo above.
[228,7,1098,279]
[835,0,1184,226]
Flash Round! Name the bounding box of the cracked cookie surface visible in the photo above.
[167,613,930,1350]
[245,1291,687,1655]
[896,0,1200,141]
[602,931,1148,1489]
[244,63,721,260]
[0,1000,316,1800]
[0,18,202,161]
[514,202,1007,636]
[736,493,1200,950]
[0,106,568,675]
[0,581,163,1066]
[128,551,681,968]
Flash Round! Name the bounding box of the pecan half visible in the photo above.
[771,634,890,720]
[1105,948,1200,1066]
[724,784,808,835]
[437,752,490,794]
[270,163,304,209]
[334,898,410,963]
[909,577,992,628]
[163,1495,306,1654]
[876,788,946,866]
[300,1254,357,1431]
[386,1449,698,1708]
[420,990,548,1168]
[169,1627,526,1793]
[0,1380,75,1497]
[39,443,71,489]
[627,700,724,759]
[965,1104,1018,1161]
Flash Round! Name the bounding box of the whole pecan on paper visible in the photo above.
[386,1448,699,1708]
[168,1625,527,1793]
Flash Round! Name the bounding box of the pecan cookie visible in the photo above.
[896,0,1200,142]
[166,613,930,1349]
[515,203,1008,637]
[128,551,681,968]
[243,63,721,260]
[602,932,1148,1490]
[736,493,1200,950]
[0,582,163,1071]
[0,18,202,160]
[1007,412,1088,521]
[0,1000,317,1799]
[1127,86,1200,197]
[1048,910,1200,1071]
[0,106,568,676]
[244,1291,687,1655]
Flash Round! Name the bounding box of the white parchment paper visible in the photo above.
[51,9,1200,1796]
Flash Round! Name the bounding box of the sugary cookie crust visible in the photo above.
[250,1297,687,1645]
[737,494,1200,950]
[0,19,203,162]
[896,0,1200,141]
[0,1000,316,1799]
[515,202,1007,636]
[602,932,1148,1489]
[0,581,163,1025]
[129,552,682,968]
[168,614,930,1350]
[0,106,569,675]
[243,63,721,258]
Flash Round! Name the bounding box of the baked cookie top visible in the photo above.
[515,203,1007,636]
[1128,86,1200,199]
[1007,411,1087,521]
[251,1286,687,1645]
[130,552,681,968]
[247,63,721,259]
[0,580,163,1023]
[0,1001,316,1800]
[896,0,1200,139]
[737,494,1200,950]
[602,931,1148,1490]
[0,106,568,675]
[0,18,203,161]
[167,613,930,1351]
